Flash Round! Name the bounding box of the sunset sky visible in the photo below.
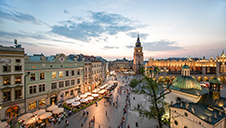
[0,0,226,61]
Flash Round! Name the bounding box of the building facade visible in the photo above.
[0,44,25,121]
[133,35,144,74]
[112,57,133,70]
[24,53,84,112]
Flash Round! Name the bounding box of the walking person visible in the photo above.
[87,111,89,116]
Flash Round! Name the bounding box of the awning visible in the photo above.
[92,94,99,97]
[39,112,52,120]
[23,117,39,125]
[52,108,64,114]
[80,99,88,103]
[86,96,94,100]
[66,99,74,104]
[73,97,81,101]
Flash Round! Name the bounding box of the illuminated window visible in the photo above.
[59,71,63,77]
[3,76,11,85]
[15,75,21,84]
[207,67,210,73]
[65,91,69,97]
[40,72,45,80]
[39,98,46,108]
[30,73,35,81]
[52,72,56,78]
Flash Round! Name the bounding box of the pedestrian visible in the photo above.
[93,116,95,122]
[127,125,130,128]
[81,123,83,127]
[99,125,101,128]
[64,119,69,126]
[87,111,89,116]
[58,118,61,124]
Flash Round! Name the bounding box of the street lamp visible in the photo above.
[24,71,30,113]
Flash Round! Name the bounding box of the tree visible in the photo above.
[129,67,171,128]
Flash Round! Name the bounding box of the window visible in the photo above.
[65,91,69,97]
[29,101,36,110]
[29,85,36,94]
[3,91,11,102]
[40,72,45,80]
[39,98,46,108]
[39,84,45,92]
[77,78,80,84]
[15,75,21,84]
[71,79,75,85]
[52,72,56,78]
[15,90,22,99]
[51,82,57,90]
[70,90,73,95]
[66,71,69,76]
[59,71,63,77]
[207,67,210,73]
[65,80,70,87]
[174,120,178,125]
[15,66,22,71]
[77,70,80,75]
[3,66,11,72]
[184,126,188,128]
[185,112,188,117]
[3,76,10,85]
[71,70,74,76]
[16,59,21,63]
[30,73,35,81]
[59,81,64,88]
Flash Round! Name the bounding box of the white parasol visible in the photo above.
[23,117,39,125]
[0,122,8,128]
[80,94,87,98]
[47,105,58,111]
[92,94,99,97]
[86,96,94,100]
[66,99,74,104]
[85,92,92,95]
[72,102,81,107]
[73,97,81,101]
[33,109,45,116]
[52,108,64,114]
[39,112,52,120]
[80,99,88,103]
[18,113,34,121]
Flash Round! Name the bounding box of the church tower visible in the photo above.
[133,35,143,74]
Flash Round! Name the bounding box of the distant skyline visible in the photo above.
[0,0,226,61]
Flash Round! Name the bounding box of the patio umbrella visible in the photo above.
[72,102,81,107]
[80,94,87,98]
[92,90,98,93]
[73,97,81,101]
[39,112,52,120]
[52,108,64,114]
[33,109,45,116]
[86,96,94,100]
[66,99,74,104]
[0,122,8,128]
[85,92,92,95]
[23,117,39,125]
[80,99,88,103]
[18,113,34,121]
[92,94,99,97]
[47,105,58,111]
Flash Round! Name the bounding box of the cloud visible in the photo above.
[126,45,134,48]
[0,30,47,40]
[63,10,69,14]
[126,32,149,40]
[0,3,44,25]
[143,40,183,51]
[103,46,119,49]
[50,11,143,42]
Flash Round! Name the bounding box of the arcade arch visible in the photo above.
[197,76,202,82]
[203,76,209,82]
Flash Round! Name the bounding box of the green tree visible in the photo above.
[129,67,171,128]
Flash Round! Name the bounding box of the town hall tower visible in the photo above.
[133,35,143,74]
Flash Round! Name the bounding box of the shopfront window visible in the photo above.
[15,75,21,84]
[29,101,36,110]
[39,98,46,108]
[15,90,22,99]
[65,91,69,97]
[3,91,11,102]
[6,106,19,119]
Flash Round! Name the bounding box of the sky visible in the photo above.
[0,0,226,61]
